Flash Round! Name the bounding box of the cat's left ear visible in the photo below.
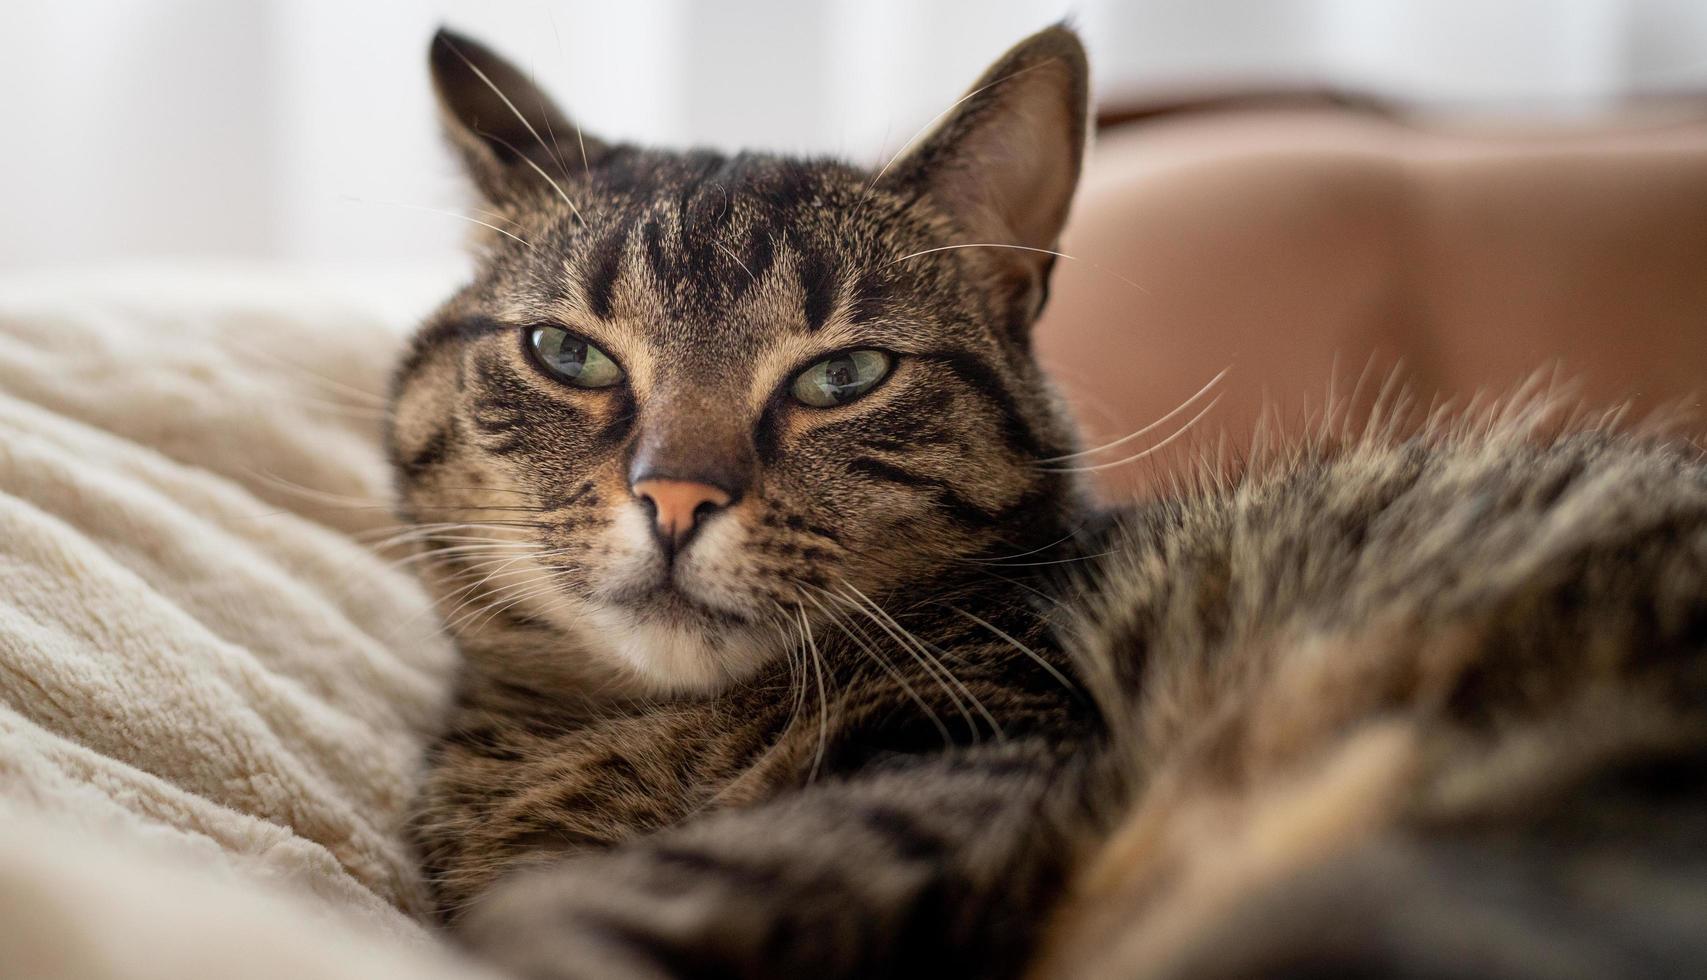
[890,25,1090,306]
[429,28,607,205]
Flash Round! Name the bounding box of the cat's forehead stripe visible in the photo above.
[789,228,839,332]
[565,178,853,335]
[581,217,631,320]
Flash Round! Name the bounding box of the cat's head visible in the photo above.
[389,25,1091,697]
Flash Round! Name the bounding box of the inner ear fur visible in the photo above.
[429,27,608,204]
[890,25,1091,290]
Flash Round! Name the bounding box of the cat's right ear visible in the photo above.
[429,28,607,204]
[885,25,1090,332]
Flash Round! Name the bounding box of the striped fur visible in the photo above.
[1039,407,1707,979]
[390,24,1707,980]
[392,24,1103,972]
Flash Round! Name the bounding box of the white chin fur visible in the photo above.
[583,605,778,695]
[562,503,778,694]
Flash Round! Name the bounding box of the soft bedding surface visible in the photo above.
[0,267,492,978]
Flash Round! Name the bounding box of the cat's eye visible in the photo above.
[527,326,624,389]
[791,350,893,408]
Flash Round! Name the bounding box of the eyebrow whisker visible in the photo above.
[713,238,758,285]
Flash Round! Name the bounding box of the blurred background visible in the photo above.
[5,0,1707,271]
[3,1,1705,499]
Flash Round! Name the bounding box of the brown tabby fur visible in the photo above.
[1039,404,1707,978]
[389,23,1707,980]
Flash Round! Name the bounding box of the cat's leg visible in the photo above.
[455,738,1089,980]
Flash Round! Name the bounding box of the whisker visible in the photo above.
[428,486,540,497]
[955,520,1091,563]
[956,551,1114,570]
[712,239,757,284]
[800,588,951,746]
[341,195,535,248]
[458,578,562,634]
[440,559,560,632]
[441,549,555,612]
[1036,367,1230,463]
[480,130,588,225]
[796,605,830,783]
[376,542,542,573]
[828,584,975,736]
[242,468,389,510]
[356,520,543,543]
[543,9,596,182]
[941,605,1080,697]
[440,37,587,224]
[357,524,532,551]
[293,397,390,422]
[837,581,1003,741]
[771,602,807,732]
[1039,393,1224,473]
[237,344,391,407]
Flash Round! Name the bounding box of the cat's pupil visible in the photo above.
[825,355,859,402]
[545,332,589,378]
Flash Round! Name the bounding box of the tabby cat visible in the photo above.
[389,25,1707,980]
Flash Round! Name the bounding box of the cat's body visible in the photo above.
[412,558,1097,936]
[1044,420,1707,978]
[391,24,1707,980]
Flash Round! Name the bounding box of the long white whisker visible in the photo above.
[356,520,541,544]
[442,40,586,224]
[797,606,829,783]
[1040,393,1224,474]
[955,522,1089,564]
[838,581,1003,741]
[458,578,563,634]
[237,343,391,406]
[480,132,588,225]
[380,542,544,573]
[342,195,535,248]
[956,551,1114,569]
[1037,367,1230,463]
[831,585,976,736]
[943,605,1079,696]
[801,589,951,746]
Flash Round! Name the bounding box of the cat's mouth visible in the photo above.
[604,579,753,627]
[582,503,764,627]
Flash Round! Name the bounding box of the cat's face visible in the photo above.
[389,27,1090,696]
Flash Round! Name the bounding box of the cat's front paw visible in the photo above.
[456,852,777,980]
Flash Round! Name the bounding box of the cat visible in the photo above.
[388,23,1707,980]
[393,24,1100,977]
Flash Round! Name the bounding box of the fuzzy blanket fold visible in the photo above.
[0,268,488,979]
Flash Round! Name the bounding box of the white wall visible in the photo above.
[2,0,1704,270]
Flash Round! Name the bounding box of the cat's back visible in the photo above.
[1043,425,1707,977]
[1085,424,1707,665]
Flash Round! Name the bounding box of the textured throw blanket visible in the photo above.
[0,268,493,978]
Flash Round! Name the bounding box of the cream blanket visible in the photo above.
[0,268,494,978]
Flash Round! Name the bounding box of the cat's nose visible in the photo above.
[631,478,733,552]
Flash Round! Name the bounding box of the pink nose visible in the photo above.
[631,478,732,550]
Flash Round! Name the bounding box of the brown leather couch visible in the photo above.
[1036,105,1707,501]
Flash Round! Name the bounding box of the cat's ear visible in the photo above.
[890,25,1090,296]
[429,28,607,204]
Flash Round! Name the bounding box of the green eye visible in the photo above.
[527,326,624,388]
[791,349,893,407]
